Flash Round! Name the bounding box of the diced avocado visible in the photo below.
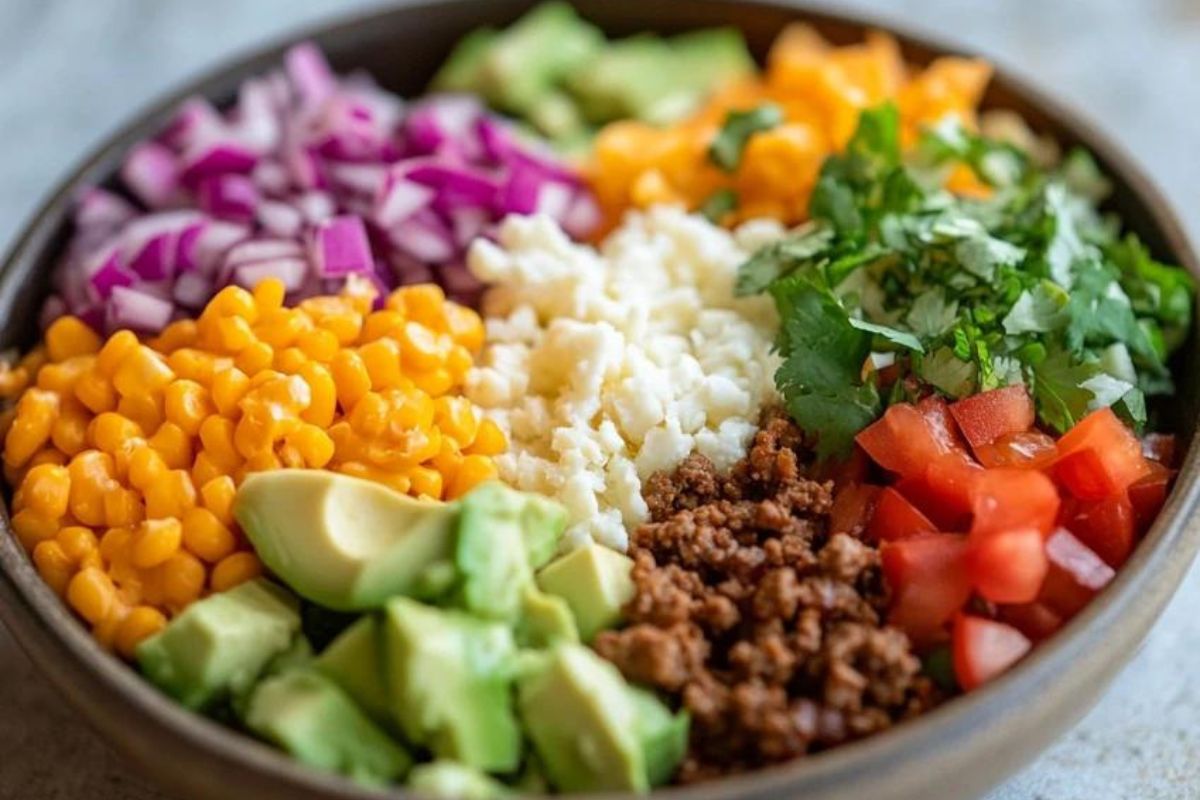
[527,90,588,141]
[513,752,551,794]
[628,686,689,787]
[407,761,513,799]
[136,579,300,710]
[516,585,579,648]
[231,635,315,719]
[430,27,499,92]
[244,670,411,787]
[536,543,634,641]
[516,644,647,792]
[455,482,567,621]
[313,616,389,725]
[383,597,522,772]
[234,470,459,611]
[477,2,604,115]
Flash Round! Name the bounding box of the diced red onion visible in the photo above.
[375,176,435,228]
[285,42,337,109]
[87,251,137,300]
[74,188,137,234]
[197,174,260,223]
[120,142,180,209]
[257,200,304,238]
[234,258,309,292]
[173,270,213,309]
[311,215,373,277]
[107,286,174,332]
[179,141,258,187]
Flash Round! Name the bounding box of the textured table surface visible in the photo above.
[1,1,1198,798]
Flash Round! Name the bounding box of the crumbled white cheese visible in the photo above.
[466,207,783,551]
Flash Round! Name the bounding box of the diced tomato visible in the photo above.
[830,484,881,537]
[1128,461,1172,532]
[896,452,982,530]
[868,487,938,541]
[952,614,1032,691]
[966,527,1048,604]
[916,394,968,452]
[970,468,1060,537]
[949,386,1036,453]
[1141,432,1178,467]
[1052,408,1150,499]
[881,534,972,643]
[1039,528,1116,617]
[998,602,1064,642]
[1065,492,1136,567]
[973,430,1058,470]
[856,403,951,478]
[819,445,872,490]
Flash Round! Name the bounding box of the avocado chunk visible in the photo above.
[244,670,411,787]
[517,644,686,792]
[536,543,634,641]
[383,597,521,772]
[455,481,567,621]
[234,470,459,611]
[313,616,390,725]
[516,585,579,648]
[136,578,300,710]
[430,26,499,93]
[407,761,513,799]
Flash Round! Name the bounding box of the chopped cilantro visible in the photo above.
[708,104,784,172]
[699,188,738,223]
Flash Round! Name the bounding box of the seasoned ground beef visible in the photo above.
[594,410,937,782]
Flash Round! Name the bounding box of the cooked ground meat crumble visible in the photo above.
[594,410,938,782]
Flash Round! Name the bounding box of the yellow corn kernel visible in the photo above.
[144,469,196,520]
[131,518,183,569]
[157,550,206,608]
[298,362,336,428]
[166,348,216,385]
[50,407,89,456]
[331,349,371,410]
[243,450,281,474]
[11,508,59,550]
[348,392,388,438]
[163,379,213,436]
[126,445,168,492]
[431,437,463,482]
[112,346,174,397]
[434,396,478,449]
[296,327,339,362]
[252,373,311,411]
[67,450,116,526]
[115,605,167,659]
[215,315,256,352]
[116,393,165,434]
[447,454,498,500]
[57,525,99,565]
[199,475,237,527]
[360,310,406,343]
[27,448,68,471]
[409,366,453,397]
[386,389,434,434]
[5,388,60,467]
[36,356,92,394]
[0,364,30,398]
[210,285,259,320]
[274,346,308,374]
[398,321,445,372]
[88,412,144,454]
[277,442,306,469]
[254,307,311,349]
[407,466,444,500]
[103,487,144,529]
[285,424,335,469]
[443,302,485,353]
[359,338,404,389]
[110,436,146,482]
[181,507,235,563]
[95,330,137,375]
[99,525,134,563]
[391,284,445,328]
[252,277,287,315]
[0,407,16,441]
[21,463,70,519]
[197,416,239,470]
[305,304,362,345]
[73,367,116,414]
[33,540,73,595]
[210,367,250,416]
[445,344,474,382]
[211,551,262,593]
[67,567,118,624]
[235,340,274,375]
[148,422,192,470]
[233,407,278,459]
[150,319,198,354]
[467,417,507,456]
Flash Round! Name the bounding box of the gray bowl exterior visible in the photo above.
[0,2,1197,800]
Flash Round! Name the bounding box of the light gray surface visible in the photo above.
[0,0,1197,798]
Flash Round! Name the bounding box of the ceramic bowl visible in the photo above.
[0,2,1197,799]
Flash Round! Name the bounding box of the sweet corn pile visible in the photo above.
[586,26,993,229]
[0,277,504,656]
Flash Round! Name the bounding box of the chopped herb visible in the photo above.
[708,103,784,172]
[737,105,1194,456]
[922,646,958,693]
[699,188,739,223]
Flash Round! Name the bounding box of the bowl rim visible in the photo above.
[1,1,1198,799]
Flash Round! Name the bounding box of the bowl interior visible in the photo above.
[0,2,1197,800]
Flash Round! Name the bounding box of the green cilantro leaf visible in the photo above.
[708,104,784,172]
[1032,347,1098,433]
[699,188,738,223]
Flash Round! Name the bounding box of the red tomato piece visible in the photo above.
[966,527,1049,604]
[973,430,1058,470]
[819,445,872,490]
[949,386,1036,453]
[896,452,982,530]
[1141,432,1177,467]
[1128,462,1172,532]
[881,534,971,644]
[830,484,881,537]
[1065,492,1136,567]
[856,403,951,478]
[1052,408,1150,499]
[970,468,1060,537]
[952,614,1032,691]
[868,487,938,541]
[917,394,968,452]
[1039,528,1116,617]
[998,602,1063,642]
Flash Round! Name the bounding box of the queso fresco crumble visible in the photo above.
[465,207,782,550]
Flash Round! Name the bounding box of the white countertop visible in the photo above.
[0,1,1196,797]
